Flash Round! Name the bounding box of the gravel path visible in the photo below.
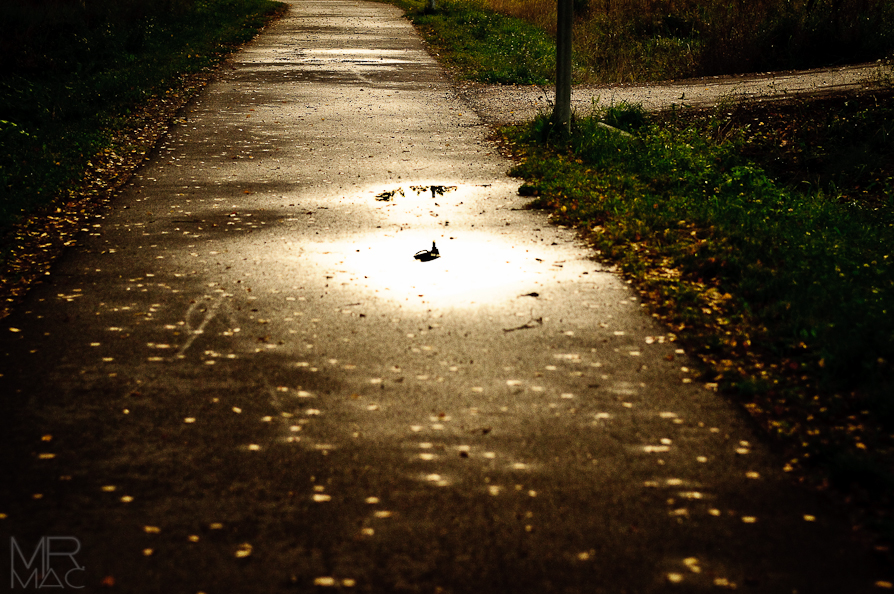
[458,61,893,125]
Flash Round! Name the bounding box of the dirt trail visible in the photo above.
[460,61,893,125]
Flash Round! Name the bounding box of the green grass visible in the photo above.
[391,0,557,84]
[0,0,285,240]
[506,95,894,520]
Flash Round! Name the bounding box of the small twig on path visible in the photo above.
[503,313,543,333]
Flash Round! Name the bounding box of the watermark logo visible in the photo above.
[9,537,85,589]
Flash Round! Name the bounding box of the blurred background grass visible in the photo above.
[483,0,894,82]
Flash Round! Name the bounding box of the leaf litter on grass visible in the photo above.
[504,90,894,551]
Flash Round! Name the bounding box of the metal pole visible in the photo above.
[552,0,573,138]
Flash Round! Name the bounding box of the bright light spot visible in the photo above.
[365,497,380,504]
[313,577,336,587]
[298,228,583,308]
[741,516,757,523]
[745,471,760,479]
[803,514,816,522]
[667,573,684,583]
[313,494,331,502]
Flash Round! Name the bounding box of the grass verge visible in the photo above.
[505,93,894,543]
[387,0,557,84]
[0,0,286,251]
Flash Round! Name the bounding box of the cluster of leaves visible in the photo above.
[0,0,286,241]
[506,96,894,538]
[392,0,557,85]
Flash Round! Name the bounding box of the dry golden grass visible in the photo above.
[477,0,894,82]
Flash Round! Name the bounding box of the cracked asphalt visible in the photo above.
[1,1,890,592]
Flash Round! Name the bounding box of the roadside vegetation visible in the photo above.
[507,97,894,537]
[414,0,894,82]
[392,0,557,84]
[0,0,285,251]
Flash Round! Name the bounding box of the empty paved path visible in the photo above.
[1,1,890,592]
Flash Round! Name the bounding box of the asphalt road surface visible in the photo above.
[1,1,890,592]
